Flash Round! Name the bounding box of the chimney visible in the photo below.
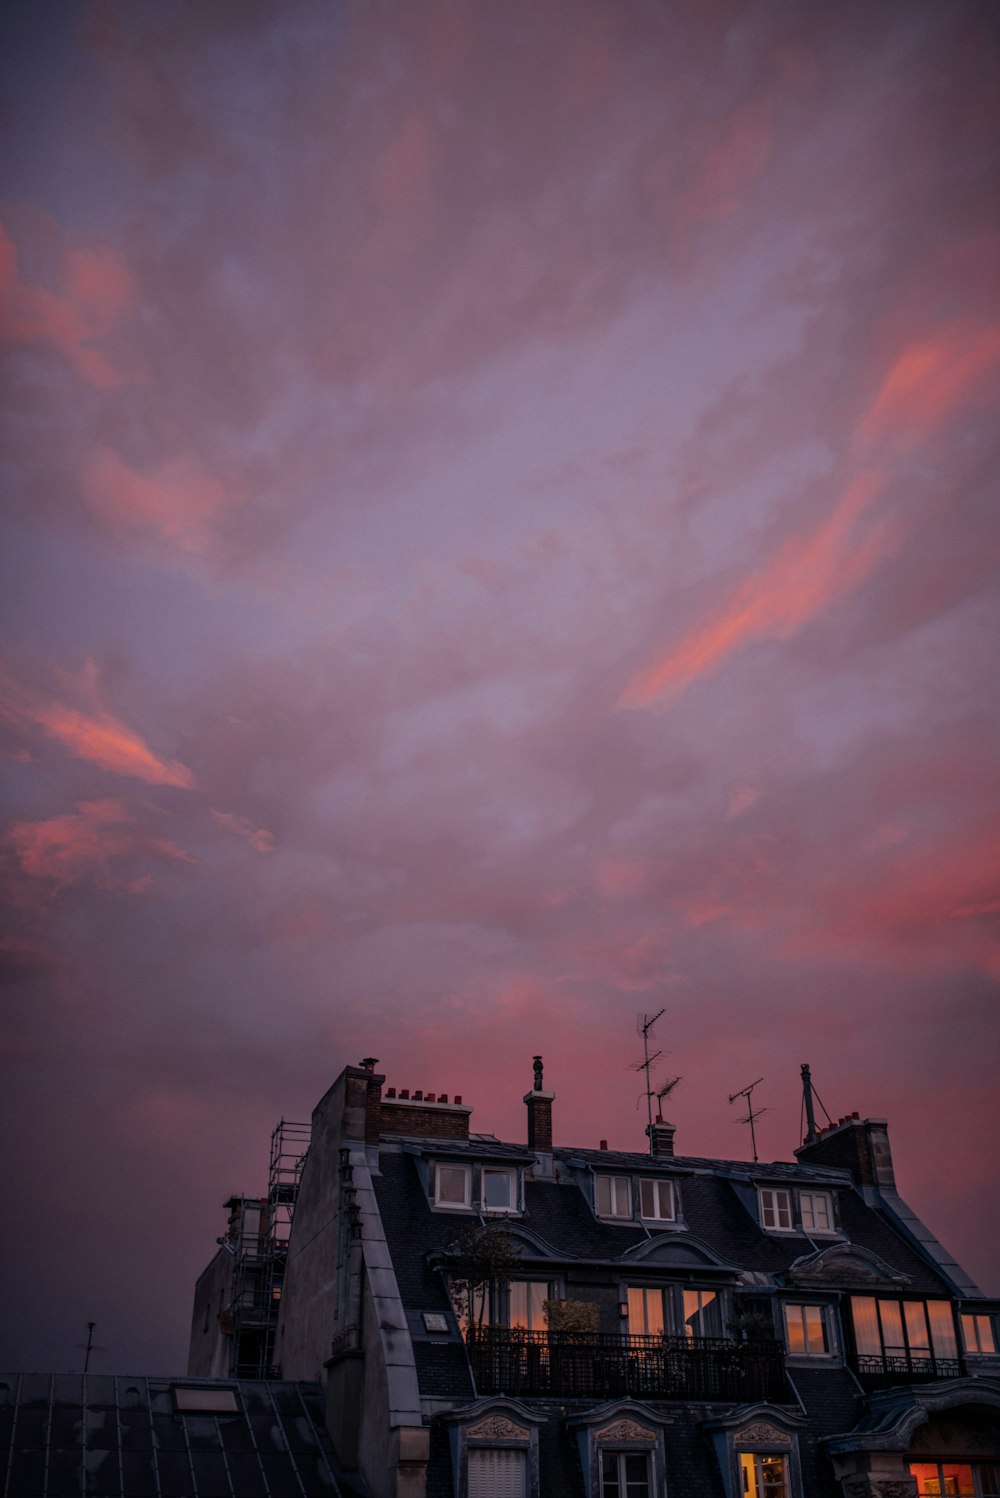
[646,1116,676,1157]
[524,1055,554,1154]
[795,1115,895,1189]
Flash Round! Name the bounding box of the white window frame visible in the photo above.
[758,1187,793,1232]
[433,1161,472,1209]
[782,1302,833,1358]
[638,1178,675,1223]
[798,1190,835,1233]
[481,1166,518,1214]
[595,1174,632,1219]
[962,1312,998,1355]
[740,1450,790,1497]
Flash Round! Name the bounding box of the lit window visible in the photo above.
[783,1304,830,1356]
[799,1191,834,1232]
[596,1175,632,1219]
[962,1313,998,1355]
[482,1167,517,1213]
[850,1296,959,1374]
[627,1286,665,1337]
[910,1463,1000,1497]
[468,1446,527,1496]
[638,1178,675,1222]
[759,1188,792,1231]
[508,1281,551,1332]
[682,1288,722,1339]
[434,1163,471,1208]
[740,1451,789,1497]
[601,1451,650,1497]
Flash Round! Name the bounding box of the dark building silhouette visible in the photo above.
[184,1059,1000,1498]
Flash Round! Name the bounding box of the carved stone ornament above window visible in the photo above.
[738,1421,791,1446]
[596,1419,657,1444]
[467,1415,530,1441]
[788,1242,907,1288]
[841,1480,916,1498]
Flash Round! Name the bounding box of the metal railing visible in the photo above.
[465,1328,787,1402]
[853,1352,963,1389]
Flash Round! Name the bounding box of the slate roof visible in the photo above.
[0,1374,344,1498]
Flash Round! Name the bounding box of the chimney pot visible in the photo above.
[426,1093,436,1103]
[852,1111,860,1120]
[400,1089,410,1100]
[600,1140,608,1151]
[386,1087,396,1098]
[439,1094,448,1104]
[414,1090,423,1101]
[454,1095,462,1105]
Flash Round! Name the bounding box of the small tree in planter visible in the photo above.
[543,1298,599,1337]
[447,1222,522,1338]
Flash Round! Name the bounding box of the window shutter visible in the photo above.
[468,1447,527,1497]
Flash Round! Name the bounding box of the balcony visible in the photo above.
[852,1352,963,1390]
[465,1328,787,1403]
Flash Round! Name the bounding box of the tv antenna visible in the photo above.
[729,1077,767,1163]
[632,1011,682,1154]
[799,1062,834,1144]
[77,1321,104,1374]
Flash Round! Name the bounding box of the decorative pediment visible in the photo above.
[467,1415,530,1441]
[624,1233,735,1269]
[737,1421,791,1446]
[787,1242,908,1287]
[596,1419,657,1444]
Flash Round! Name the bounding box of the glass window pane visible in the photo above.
[851,1297,882,1354]
[784,1305,806,1354]
[613,1177,631,1216]
[803,1305,827,1353]
[927,1301,958,1358]
[483,1169,512,1209]
[904,1301,931,1355]
[437,1166,468,1204]
[601,1451,621,1497]
[627,1287,663,1337]
[940,1465,974,1496]
[597,1176,612,1215]
[879,1300,905,1355]
[683,1289,721,1338]
[910,1464,943,1496]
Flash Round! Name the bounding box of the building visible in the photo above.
[189,1059,1000,1498]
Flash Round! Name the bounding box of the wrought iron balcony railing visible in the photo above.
[852,1352,963,1389]
[465,1328,787,1403]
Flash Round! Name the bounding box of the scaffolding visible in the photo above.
[225,1118,310,1379]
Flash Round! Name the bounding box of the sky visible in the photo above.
[1,0,998,1376]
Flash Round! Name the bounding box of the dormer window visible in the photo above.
[482,1166,517,1213]
[759,1188,792,1231]
[433,1163,472,1209]
[638,1179,675,1223]
[799,1190,834,1232]
[596,1175,632,1219]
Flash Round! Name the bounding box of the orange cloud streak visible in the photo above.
[79,445,241,557]
[0,662,194,788]
[620,469,887,709]
[0,223,134,389]
[8,799,196,894]
[857,321,1000,451]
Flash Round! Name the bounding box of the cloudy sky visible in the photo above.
[2,0,998,1374]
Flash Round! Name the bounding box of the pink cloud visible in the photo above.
[7,799,196,894]
[0,657,194,789]
[620,469,890,709]
[78,445,244,558]
[209,808,276,853]
[0,222,135,388]
[857,321,1000,454]
[356,111,441,272]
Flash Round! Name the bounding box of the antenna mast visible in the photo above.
[729,1077,767,1164]
[636,1009,665,1155]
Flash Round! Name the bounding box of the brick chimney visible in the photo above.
[795,1115,895,1189]
[646,1116,676,1157]
[524,1054,554,1153]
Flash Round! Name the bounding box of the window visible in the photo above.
[740,1452,789,1497]
[681,1288,722,1339]
[482,1167,517,1213]
[783,1303,830,1356]
[910,1463,1000,1496]
[850,1296,959,1374]
[798,1191,834,1233]
[962,1313,998,1355]
[638,1178,675,1222]
[601,1451,650,1497]
[468,1447,527,1497]
[627,1286,664,1337]
[596,1175,632,1219]
[759,1189,792,1231]
[508,1281,551,1332]
[433,1162,471,1208]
